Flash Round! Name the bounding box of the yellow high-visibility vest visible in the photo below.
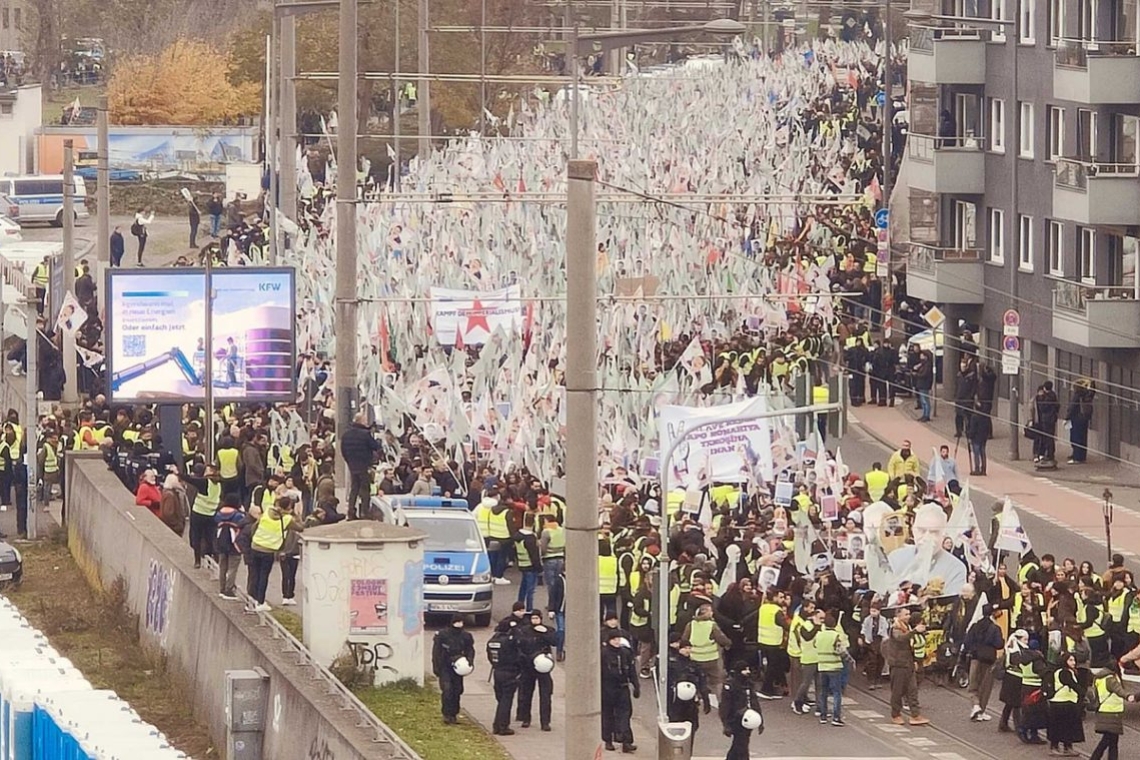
[799,620,820,665]
[216,448,240,479]
[1020,662,1042,687]
[689,619,719,663]
[193,479,221,517]
[515,537,534,569]
[598,555,618,595]
[544,526,565,558]
[32,264,48,286]
[815,628,843,672]
[1096,675,1125,713]
[251,512,292,551]
[73,426,96,450]
[1049,670,1078,704]
[758,602,783,646]
[1076,596,1105,638]
[865,469,889,501]
[42,444,59,474]
[487,508,511,539]
[787,614,804,658]
[1107,593,1127,623]
[474,503,493,537]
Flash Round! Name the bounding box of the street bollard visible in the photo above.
[658,720,693,760]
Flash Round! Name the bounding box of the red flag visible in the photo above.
[378,311,393,371]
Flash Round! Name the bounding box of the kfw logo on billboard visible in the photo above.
[259,282,283,292]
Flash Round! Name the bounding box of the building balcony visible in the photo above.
[907,25,991,85]
[907,134,986,195]
[1054,40,1140,105]
[906,244,984,305]
[1052,281,1140,349]
[1053,159,1140,226]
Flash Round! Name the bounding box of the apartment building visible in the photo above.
[904,0,1140,462]
[0,1,28,53]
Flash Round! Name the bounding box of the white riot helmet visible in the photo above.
[533,653,555,674]
[741,709,763,731]
[452,657,474,677]
[675,681,697,702]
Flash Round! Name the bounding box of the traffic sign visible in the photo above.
[923,306,945,329]
[1002,354,1020,375]
[875,208,889,230]
[1003,309,1020,326]
[1002,336,1020,353]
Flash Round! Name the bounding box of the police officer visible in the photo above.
[491,602,527,736]
[516,610,557,731]
[668,636,711,742]
[432,614,475,724]
[601,628,639,752]
[720,661,763,760]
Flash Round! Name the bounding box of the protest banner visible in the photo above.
[658,396,775,487]
[428,285,524,347]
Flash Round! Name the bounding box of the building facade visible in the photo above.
[904,0,1140,463]
[0,0,28,53]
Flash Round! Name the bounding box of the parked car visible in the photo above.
[0,541,23,586]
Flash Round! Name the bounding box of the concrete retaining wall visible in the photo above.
[63,453,392,760]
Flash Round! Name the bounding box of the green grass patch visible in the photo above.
[354,679,511,760]
[271,608,304,639]
[43,83,107,124]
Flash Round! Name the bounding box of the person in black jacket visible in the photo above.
[1033,381,1061,464]
[668,637,711,742]
[339,412,379,519]
[188,200,200,248]
[432,614,475,724]
[110,227,125,267]
[721,661,763,760]
[869,340,896,406]
[964,604,1004,721]
[492,603,527,735]
[515,610,557,731]
[601,628,639,752]
[1065,380,1095,464]
[546,569,566,661]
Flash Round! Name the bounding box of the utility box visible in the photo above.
[658,721,693,760]
[301,521,427,685]
[225,668,269,760]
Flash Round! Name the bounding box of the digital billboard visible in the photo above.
[106,268,296,403]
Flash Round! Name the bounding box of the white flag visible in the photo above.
[994,497,1033,555]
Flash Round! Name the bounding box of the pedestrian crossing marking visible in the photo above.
[875,724,910,733]
[901,737,938,747]
[848,709,881,719]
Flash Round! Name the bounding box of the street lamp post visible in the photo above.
[1103,488,1114,563]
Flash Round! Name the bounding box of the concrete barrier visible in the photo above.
[64,452,416,760]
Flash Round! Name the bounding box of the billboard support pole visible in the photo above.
[204,254,215,464]
[62,140,78,407]
[96,96,110,268]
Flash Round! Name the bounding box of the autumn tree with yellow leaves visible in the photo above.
[108,39,262,126]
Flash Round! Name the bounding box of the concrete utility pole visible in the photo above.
[267,16,279,264]
[418,0,431,158]
[24,289,37,540]
[280,0,298,234]
[62,140,77,406]
[394,0,402,190]
[1008,10,1020,461]
[564,158,601,760]
[335,0,360,486]
[880,0,893,334]
[96,96,109,267]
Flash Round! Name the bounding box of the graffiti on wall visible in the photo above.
[144,559,175,637]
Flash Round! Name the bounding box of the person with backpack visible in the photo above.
[213,494,245,600]
[131,207,154,265]
[515,610,557,731]
[489,602,527,735]
[963,604,1003,721]
[1046,651,1085,756]
[1088,661,1137,760]
[277,499,303,606]
[432,614,475,725]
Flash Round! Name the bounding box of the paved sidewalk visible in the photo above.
[862,396,1135,488]
[850,403,1140,562]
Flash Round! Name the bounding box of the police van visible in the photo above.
[387,496,494,627]
[0,175,89,226]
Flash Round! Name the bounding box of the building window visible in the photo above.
[1047,106,1065,162]
[1047,0,1064,46]
[991,0,1007,41]
[12,7,19,29]
[0,103,12,118]
[1047,220,1064,275]
[1080,227,1096,284]
[1079,0,1099,40]
[990,98,1006,153]
[1019,101,1035,158]
[1019,0,1036,43]
[1,9,8,30]
[1019,214,1034,271]
[989,208,1005,264]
